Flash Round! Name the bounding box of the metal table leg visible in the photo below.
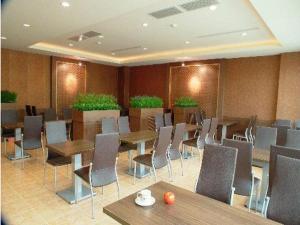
[7,128,31,160]
[221,125,228,144]
[127,141,149,178]
[56,153,94,204]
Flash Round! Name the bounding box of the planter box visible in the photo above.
[173,107,199,124]
[72,110,120,141]
[1,103,17,110]
[129,108,164,131]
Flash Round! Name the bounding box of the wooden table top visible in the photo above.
[103,181,281,225]
[46,140,94,157]
[120,130,156,145]
[218,120,238,126]
[253,148,270,163]
[1,122,24,130]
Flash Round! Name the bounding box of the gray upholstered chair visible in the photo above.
[285,129,300,149]
[206,117,218,144]
[195,111,203,126]
[195,144,237,205]
[164,113,172,126]
[273,119,292,128]
[118,116,130,134]
[295,120,300,130]
[63,107,72,140]
[264,155,300,225]
[273,125,289,146]
[75,133,120,219]
[1,109,18,155]
[168,123,185,176]
[14,116,44,168]
[254,126,277,151]
[154,113,164,131]
[44,120,71,190]
[223,139,260,211]
[44,108,57,122]
[102,117,118,134]
[133,126,173,184]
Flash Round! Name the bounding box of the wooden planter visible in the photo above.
[72,110,120,141]
[129,108,164,131]
[173,107,199,124]
[1,103,17,110]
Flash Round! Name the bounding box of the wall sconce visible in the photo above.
[65,73,77,93]
[189,76,201,93]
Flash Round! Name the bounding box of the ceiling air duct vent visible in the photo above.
[68,31,101,42]
[149,7,182,19]
[112,46,142,53]
[83,31,101,38]
[180,0,218,11]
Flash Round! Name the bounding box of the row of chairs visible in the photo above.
[154,113,172,131]
[26,106,72,122]
[273,119,300,129]
[233,115,257,142]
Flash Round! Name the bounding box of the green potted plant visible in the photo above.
[129,96,164,131]
[1,90,18,109]
[72,93,120,140]
[173,97,199,124]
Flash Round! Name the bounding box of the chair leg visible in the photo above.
[167,160,173,182]
[152,165,157,183]
[180,156,184,176]
[116,179,120,200]
[128,150,132,169]
[133,161,137,185]
[90,185,95,219]
[255,183,260,212]
[54,167,57,192]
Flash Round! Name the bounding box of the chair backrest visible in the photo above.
[23,116,43,149]
[164,113,172,126]
[1,109,18,125]
[31,106,37,116]
[197,119,211,148]
[196,144,237,204]
[195,111,203,125]
[153,126,173,169]
[91,133,120,187]
[206,117,218,144]
[268,145,300,196]
[45,120,67,144]
[118,116,131,134]
[223,139,253,196]
[273,125,289,146]
[154,113,164,131]
[273,119,292,128]
[44,108,57,122]
[102,117,118,134]
[25,105,32,116]
[285,129,300,149]
[63,108,72,120]
[254,126,277,150]
[295,120,300,130]
[170,123,185,152]
[267,155,300,225]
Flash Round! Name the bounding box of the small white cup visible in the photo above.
[137,189,152,202]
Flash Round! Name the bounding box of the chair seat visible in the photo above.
[254,176,260,185]
[133,154,153,167]
[74,166,90,184]
[47,156,71,166]
[14,140,41,150]
[2,129,15,138]
[182,138,197,148]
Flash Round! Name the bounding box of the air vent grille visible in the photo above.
[197,27,259,39]
[68,31,101,42]
[83,31,101,38]
[149,7,182,19]
[180,0,218,11]
[112,46,142,53]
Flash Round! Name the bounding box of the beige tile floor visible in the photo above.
[1,141,263,225]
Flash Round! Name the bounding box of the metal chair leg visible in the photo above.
[133,161,137,185]
[116,179,120,200]
[43,163,46,185]
[180,156,184,176]
[167,160,173,182]
[90,185,95,219]
[152,165,157,183]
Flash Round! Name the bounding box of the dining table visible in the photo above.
[120,130,156,178]
[46,139,95,204]
[218,119,238,143]
[103,181,281,225]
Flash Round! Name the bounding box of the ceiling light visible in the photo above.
[170,24,178,28]
[142,23,148,27]
[61,1,70,7]
[143,47,148,51]
[68,43,74,47]
[1,36,7,40]
[185,41,190,44]
[241,32,247,36]
[111,52,116,56]
[209,5,217,11]
[23,23,31,27]
[98,35,104,38]
[97,41,102,45]
[181,62,185,67]
[78,62,82,66]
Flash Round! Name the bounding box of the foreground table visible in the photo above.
[46,140,95,204]
[104,181,280,225]
[120,130,156,178]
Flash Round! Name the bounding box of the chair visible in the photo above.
[154,113,164,131]
[264,155,300,225]
[25,105,32,116]
[254,126,277,151]
[102,118,118,134]
[223,139,260,211]
[164,113,172,126]
[14,116,44,168]
[31,106,37,116]
[285,129,300,149]
[273,119,292,128]
[182,119,211,156]
[195,144,237,205]
[74,133,120,218]
[133,126,173,184]
[44,108,57,122]
[1,109,18,155]
[63,108,72,140]
[233,116,254,142]
[195,111,203,126]
[168,123,185,176]
[44,121,71,190]
[118,116,130,134]
[206,117,218,144]
[273,125,289,146]
[295,120,300,130]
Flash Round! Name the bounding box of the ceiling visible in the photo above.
[1,0,300,66]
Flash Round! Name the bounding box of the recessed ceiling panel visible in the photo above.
[180,0,218,11]
[149,7,182,19]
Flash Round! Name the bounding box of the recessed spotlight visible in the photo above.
[1,36,7,40]
[78,34,83,42]
[170,24,178,28]
[181,62,185,67]
[143,47,148,51]
[97,41,102,45]
[241,32,247,36]
[23,23,31,27]
[98,35,104,38]
[142,23,148,27]
[78,62,82,66]
[61,1,70,7]
[209,5,217,11]
[68,43,74,47]
[185,41,190,44]
[111,52,116,56]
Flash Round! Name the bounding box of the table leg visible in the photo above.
[182,132,192,159]
[7,128,31,160]
[221,125,227,144]
[127,142,149,178]
[56,153,94,204]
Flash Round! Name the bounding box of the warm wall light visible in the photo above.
[189,76,201,93]
[65,73,77,93]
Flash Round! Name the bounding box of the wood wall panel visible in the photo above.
[276,52,300,120]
